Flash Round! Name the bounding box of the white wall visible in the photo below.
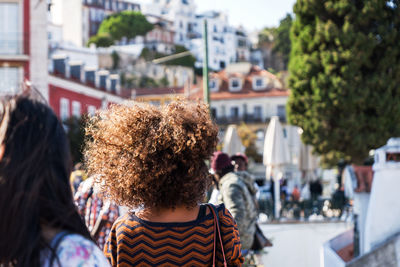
[30,0,49,100]
[52,46,99,70]
[211,96,287,121]
[353,192,370,254]
[62,0,83,47]
[193,14,236,70]
[322,243,346,267]
[364,168,400,254]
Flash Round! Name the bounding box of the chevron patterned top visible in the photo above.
[104,204,244,266]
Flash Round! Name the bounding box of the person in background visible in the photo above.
[231,153,249,172]
[0,95,109,266]
[84,100,244,266]
[74,175,120,249]
[310,179,323,201]
[70,162,87,194]
[292,185,301,203]
[230,153,259,208]
[310,179,323,215]
[212,152,258,252]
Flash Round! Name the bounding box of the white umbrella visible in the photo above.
[263,116,290,219]
[222,125,245,155]
[299,143,319,181]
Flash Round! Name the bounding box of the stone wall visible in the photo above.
[347,233,400,267]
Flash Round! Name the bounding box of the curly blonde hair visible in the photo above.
[84,100,218,209]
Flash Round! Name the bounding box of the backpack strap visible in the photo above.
[49,231,70,266]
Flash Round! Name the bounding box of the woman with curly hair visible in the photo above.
[0,94,109,266]
[85,100,244,266]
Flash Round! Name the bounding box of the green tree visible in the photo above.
[288,0,400,164]
[237,123,262,163]
[258,27,276,45]
[139,76,158,88]
[162,45,196,68]
[64,116,88,164]
[97,11,153,43]
[87,33,114,47]
[111,50,120,70]
[273,14,293,69]
[159,75,169,87]
[140,46,196,68]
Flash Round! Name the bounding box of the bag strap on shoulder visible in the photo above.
[206,203,227,267]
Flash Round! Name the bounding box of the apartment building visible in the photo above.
[0,0,48,98]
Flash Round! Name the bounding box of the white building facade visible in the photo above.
[0,0,48,98]
[141,0,196,47]
[55,0,140,47]
[142,0,251,71]
[189,11,237,70]
[209,63,288,125]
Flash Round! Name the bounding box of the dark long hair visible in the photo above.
[0,95,91,266]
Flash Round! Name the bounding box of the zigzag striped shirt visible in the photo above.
[104,204,244,266]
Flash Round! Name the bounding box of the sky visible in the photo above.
[136,0,296,31]
[195,0,296,31]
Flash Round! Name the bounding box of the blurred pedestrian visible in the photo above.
[0,95,109,266]
[292,185,301,203]
[310,179,323,201]
[70,162,87,194]
[231,153,249,172]
[74,175,120,249]
[212,152,258,252]
[230,153,259,210]
[84,100,244,266]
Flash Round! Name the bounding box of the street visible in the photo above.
[260,222,352,267]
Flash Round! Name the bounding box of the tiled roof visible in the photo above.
[208,65,289,100]
[211,89,289,100]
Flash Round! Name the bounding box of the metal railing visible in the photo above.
[0,33,28,55]
[214,115,286,125]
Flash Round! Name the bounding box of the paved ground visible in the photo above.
[260,222,352,267]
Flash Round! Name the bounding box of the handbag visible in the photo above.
[251,223,272,251]
[206,204,228,267]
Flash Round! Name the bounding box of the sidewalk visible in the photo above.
[260,222,352,267]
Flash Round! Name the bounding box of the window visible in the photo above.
[230,107,239,118]
[209,79,218,92]
[60,98,70,121]
[0,67,22,94]
[72,101,81,117]
[253,77,264,90]
[211,107,217,119]
[87,105,96,116]
[256,130,264,141]
[254,106,262,119]
[229,78,241,92]
[277,105,286,120]
[0,2,20,54]
[213,25,217,33]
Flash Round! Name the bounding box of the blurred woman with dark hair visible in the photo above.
[0,95,109,266]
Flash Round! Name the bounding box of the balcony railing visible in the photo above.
[214,114,286,125]
[0,33,28,55]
